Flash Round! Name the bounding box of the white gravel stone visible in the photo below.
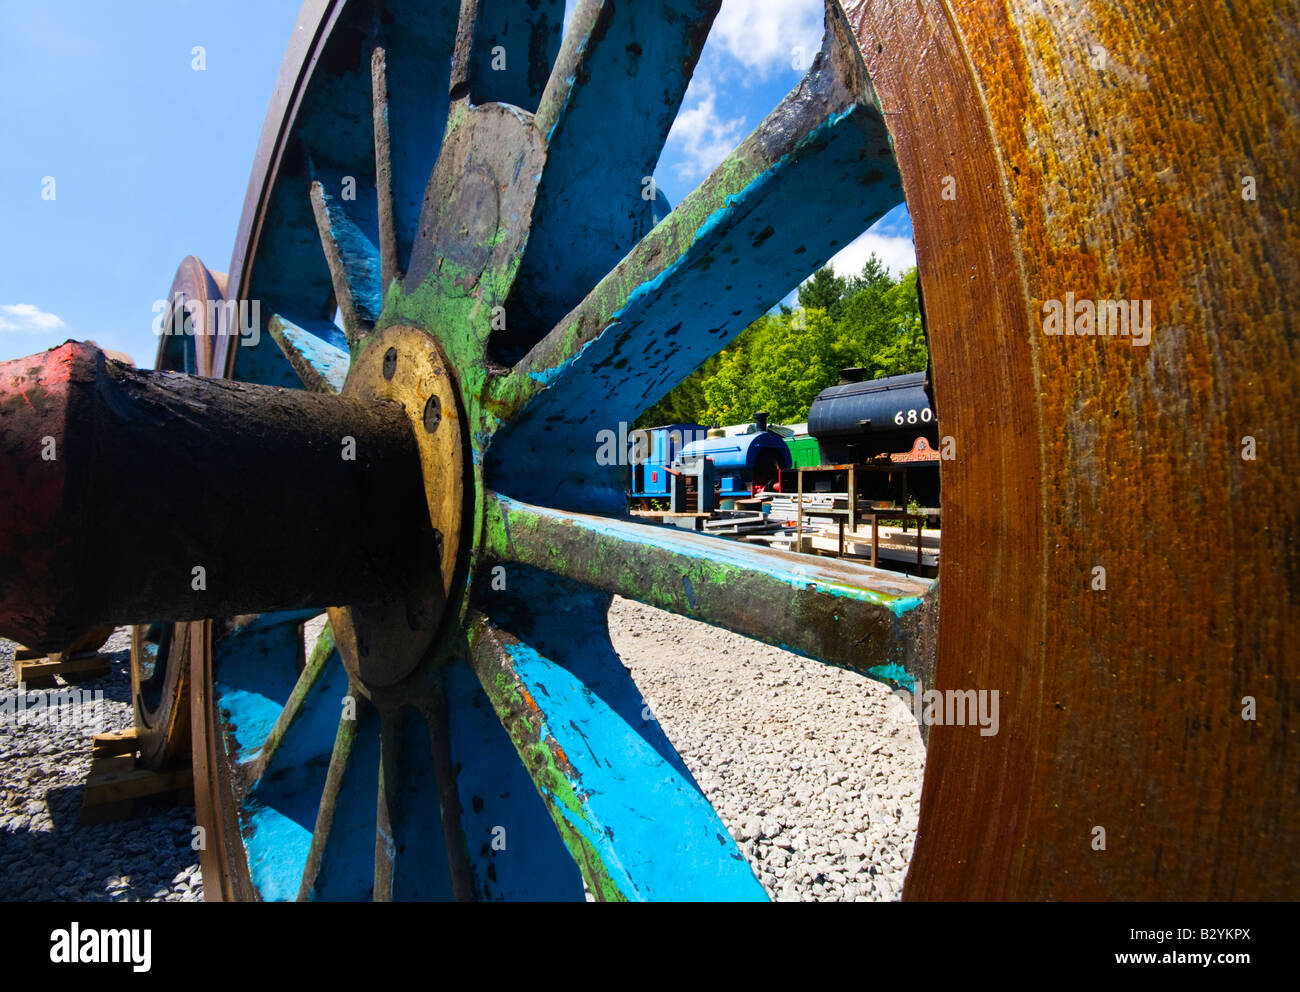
[606,595,925,902]
[1,630,203,902]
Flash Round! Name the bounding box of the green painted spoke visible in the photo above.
[483,493,936,692]
[242,619,339,786]
[296,696,363,902]
[374,711,399,902]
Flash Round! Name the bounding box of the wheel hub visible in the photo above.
[330,325,470,691]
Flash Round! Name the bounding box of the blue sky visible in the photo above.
[0,0,913,367]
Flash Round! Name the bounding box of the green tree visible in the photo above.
[702,308,843,424]
[847,253,893,294]
[632,255,928,430]
[873,268,928,376]
[797,266,847,319]
[837,256,897,373]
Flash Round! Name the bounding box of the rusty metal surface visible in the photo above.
[843,0,1299,899]
[131,622,191,770]
[154,256,224,377]
[1,345,85,651]
[188,619,258,901]
[129,257,224,775]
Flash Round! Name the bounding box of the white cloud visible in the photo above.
[825,230,917,280]
[664,74,747,182]
[660,0,826,183]
[710,0,825,78]
[0,303,65,334]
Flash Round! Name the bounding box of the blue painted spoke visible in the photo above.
[233,156,357,390]
[310,178,382,347]
[442,656,586,900]
[230,1,380,387]
[466,581,769,902]
[490,7,903,509]
[243,617,341,782]
[295,706,357,901]
[451,0,565,112]
[239,2,456,380]
[374,713,399,901]
[371,1,460,287]
[371,707,461,902]
[211,609,321,764]
[386,704,460,901]
[483,494,936,691]
[268,315,350,393]
[240,629,351,902]
[503,0,722,353]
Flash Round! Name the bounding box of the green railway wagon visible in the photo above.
[785,435,822,470]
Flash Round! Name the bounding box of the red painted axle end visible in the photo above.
[0,342,96,651]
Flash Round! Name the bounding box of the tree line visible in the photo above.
[636,254,928,429]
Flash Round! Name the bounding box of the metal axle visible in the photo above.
[0,342,431,651]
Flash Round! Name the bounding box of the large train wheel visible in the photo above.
[181,0,1295,901]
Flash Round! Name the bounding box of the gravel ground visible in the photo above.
[0,630,202,902]
[608,596,924,901]
[1,604,923,902]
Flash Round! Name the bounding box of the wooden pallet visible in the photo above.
[12,648,111,690]
[80,727,193,825]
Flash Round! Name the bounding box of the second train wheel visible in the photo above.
[129,257,225,770]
